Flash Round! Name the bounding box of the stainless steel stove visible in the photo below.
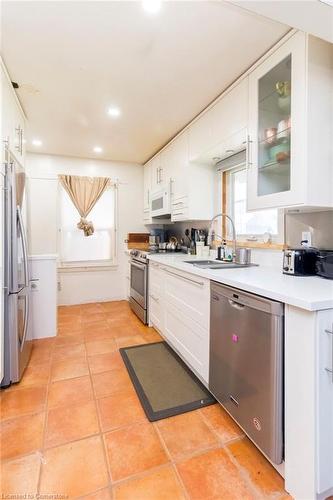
[129,249,150,324]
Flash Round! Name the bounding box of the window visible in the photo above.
[59,185,116,267]
[223,166,281,243]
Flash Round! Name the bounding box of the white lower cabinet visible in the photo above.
[316,310,333,495]
[0,165,4,383]
[148,262,210,384]
[148,262,164,333]
[164,301,209,383]
[285,305,333,499]
[163,267,209,331]
[126,256,131,299]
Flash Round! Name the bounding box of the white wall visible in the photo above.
[26,153,145,305]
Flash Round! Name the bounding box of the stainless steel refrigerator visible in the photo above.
[1,148,32,387]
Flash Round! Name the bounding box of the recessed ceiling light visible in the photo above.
[107,107,121,118]
[319,0,333,6]
[142,0,161,14]
[32,139,42,147]
[93,146,103,153]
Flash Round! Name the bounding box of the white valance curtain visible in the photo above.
[58,175,111,236]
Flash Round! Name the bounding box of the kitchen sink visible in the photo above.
[183,260,258,269]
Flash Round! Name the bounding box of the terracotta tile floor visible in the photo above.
[0,300,290,499]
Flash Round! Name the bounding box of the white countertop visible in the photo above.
[148,253,333,311]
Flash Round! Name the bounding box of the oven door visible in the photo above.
[130,260,147,308]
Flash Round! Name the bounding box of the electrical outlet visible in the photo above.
[30,279,39,292]
[301,231,312,246]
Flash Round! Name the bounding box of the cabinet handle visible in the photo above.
[15,126,21,152]
[150,294,159,303]
[246,134,253,169]
[20,128,23,154]
[325,327,333,383]
[159,167,163,183]
[172,201,184,206]
[165,268,204,287]
[170,178,174,196]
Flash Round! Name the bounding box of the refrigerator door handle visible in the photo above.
[17,206,29,287]
[20,292,29,352]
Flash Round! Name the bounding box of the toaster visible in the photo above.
[283,247,319,276]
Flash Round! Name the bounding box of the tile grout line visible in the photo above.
[199,408,268,499]
[87,332,114,497]
[153,422,191,500]
[36,335,57,496]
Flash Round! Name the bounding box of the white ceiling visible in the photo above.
[1,1,289,164]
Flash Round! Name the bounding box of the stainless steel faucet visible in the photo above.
[208,213,237,261]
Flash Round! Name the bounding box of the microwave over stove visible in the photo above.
[150,185,170,217]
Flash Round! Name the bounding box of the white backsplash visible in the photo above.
[285,211,333,249]
[251,249,283,268]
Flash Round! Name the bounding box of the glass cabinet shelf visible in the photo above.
[259,160,289,173]
[259,127,291,145]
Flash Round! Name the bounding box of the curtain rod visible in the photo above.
[27,176,128,185]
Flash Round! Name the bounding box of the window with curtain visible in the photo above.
[59,185,116,266]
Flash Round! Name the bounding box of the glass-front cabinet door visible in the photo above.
[258,55,291,196]
[247,32,306,211]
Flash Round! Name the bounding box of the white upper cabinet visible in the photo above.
[169,133,188,201]
[150,154,162,191]
[247,32,333,211]
[188,77,249,165]
[210,77,248,148]
[169,132,214,222]
[1,61,26,165]
[143,161,152,211]
[188,111,213,163]
[159,148,173,187]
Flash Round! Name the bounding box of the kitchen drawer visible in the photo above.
[149,293,163,332]
[143,208,152,224]
[164,300,209,383]
[148,262,163,331]
[149,270,162,298]
[171,196,189,221]
[171,195,188,207]
[163,266,210,330]
[149,262,163,287]
[171,207,189,222]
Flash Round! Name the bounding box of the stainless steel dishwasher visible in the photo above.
[209,282,284,464]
